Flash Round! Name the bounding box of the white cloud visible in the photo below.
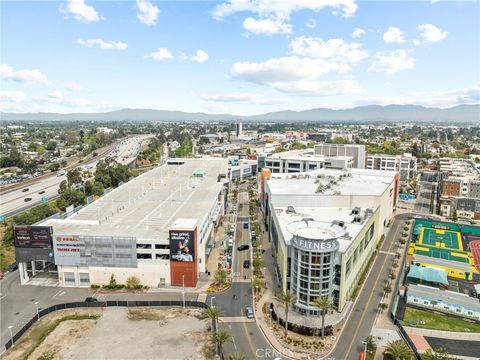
[243,16,292,35]
[305,18,316,29]
[136,0,160,26]
[212,0,358,20]
[0,64,52,85]
[417,24,448,43]
[201,92,290,105]
[34,91,91,107]
[0,90,26,103]
[368,50,415,75]
[65,81,83,92]
[213,0,357,37]
[290,36,368,63]
[61,0,100,23]
[352,28,365,38]
[77,38,128,50]
[383,26,406,43]
[190,49,209,63]
[150,47,173,61]
[231,56,360,96]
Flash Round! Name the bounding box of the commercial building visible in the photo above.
[366,153,417,180]
[258,149,353,174]
[235,121,243,137]
[229,159,257,181]
[314,143,366,169]
[14,158,229,288]
[260,168,399,313]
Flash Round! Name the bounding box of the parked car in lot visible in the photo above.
[24,197,32,202]
[243,223,249,229]
[245,306,254,318]
[237,244,249,251]
[243,260,250,268]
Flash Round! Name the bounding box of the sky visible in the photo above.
[1,0,479,115]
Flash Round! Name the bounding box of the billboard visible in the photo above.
[169,230,195,262]
[14,226,52,248]
[53,234,137,268]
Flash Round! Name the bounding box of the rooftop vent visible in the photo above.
[365,208,373,217]
[332,220,345,228]
[286,206,296,214]
[353,215,362,223]
[351,207,361,215]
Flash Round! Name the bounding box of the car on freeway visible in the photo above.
[245,306,254,319]
[24,197,32,202]
[38,190,45,194]
[243,260,250,268]
[237,244,249,251]
[85,297,98,302]
[22,188,29,192]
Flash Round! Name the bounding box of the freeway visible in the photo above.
[207,184,278,359]
[0,136,148,218]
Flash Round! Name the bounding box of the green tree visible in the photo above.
[364,335,377,359]
[202,305,222,333]
[422,348,457,360]
[56,188,86,210]
[274,290,296,337]
[211,329,232,356]
[46,140,57,151]
[67,168,84,187]
[383,340,414,360]
[214,268,228,286]
[84,180,104,197]
[312,296,335,337]
[126,276,141,289]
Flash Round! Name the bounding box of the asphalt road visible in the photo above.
[207,184,277,359]
[414,181,433,214]
[330,213,410,360]
[0,136,147,218]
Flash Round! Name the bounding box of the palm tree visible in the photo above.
[202,305,222,333]
[383,340,414,360]
[422,348,457,360]
[228,352,246,360]
[312,296,334,338]
[211,329,232,356]
[274,290,296,337]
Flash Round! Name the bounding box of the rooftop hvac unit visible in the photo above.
[365,208,373,217]
[351,207,361,215]
[353,215,362,223]
[286,206,296,214]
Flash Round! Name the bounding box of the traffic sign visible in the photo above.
[41,197,49,203]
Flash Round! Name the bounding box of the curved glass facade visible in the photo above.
[290,245,336,315]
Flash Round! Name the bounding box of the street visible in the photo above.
[329,213,409,360]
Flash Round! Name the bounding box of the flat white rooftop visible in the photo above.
[275,206,377,253]
[266,168,396,196]
[42,158,228,240]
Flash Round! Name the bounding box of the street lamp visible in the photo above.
[182,275,185,310]
[8,326,13,347]
[34,302,39,322]
[210,296,216,308]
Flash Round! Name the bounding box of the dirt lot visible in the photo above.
[4,307,212,360]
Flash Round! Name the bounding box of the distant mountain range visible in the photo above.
[1,104,478,123]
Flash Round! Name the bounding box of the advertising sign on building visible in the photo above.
[53,235,82,265]
[14,226,52,248]
[169,230,195,262]
[243,167,252,175]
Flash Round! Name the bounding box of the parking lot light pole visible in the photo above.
[34,302,39,322]
[8,326,13,347]
[182,275,185,310]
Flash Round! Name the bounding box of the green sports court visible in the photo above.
[418,227,463,251]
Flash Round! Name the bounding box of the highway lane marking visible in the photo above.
[242,320,258,359]
[1,182,62,206]
[343,220,402,359]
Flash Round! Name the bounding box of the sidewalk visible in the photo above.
[403,326,480,341]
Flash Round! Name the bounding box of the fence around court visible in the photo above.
[4,300,207,352]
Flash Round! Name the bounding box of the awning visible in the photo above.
[407,264,448,285]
